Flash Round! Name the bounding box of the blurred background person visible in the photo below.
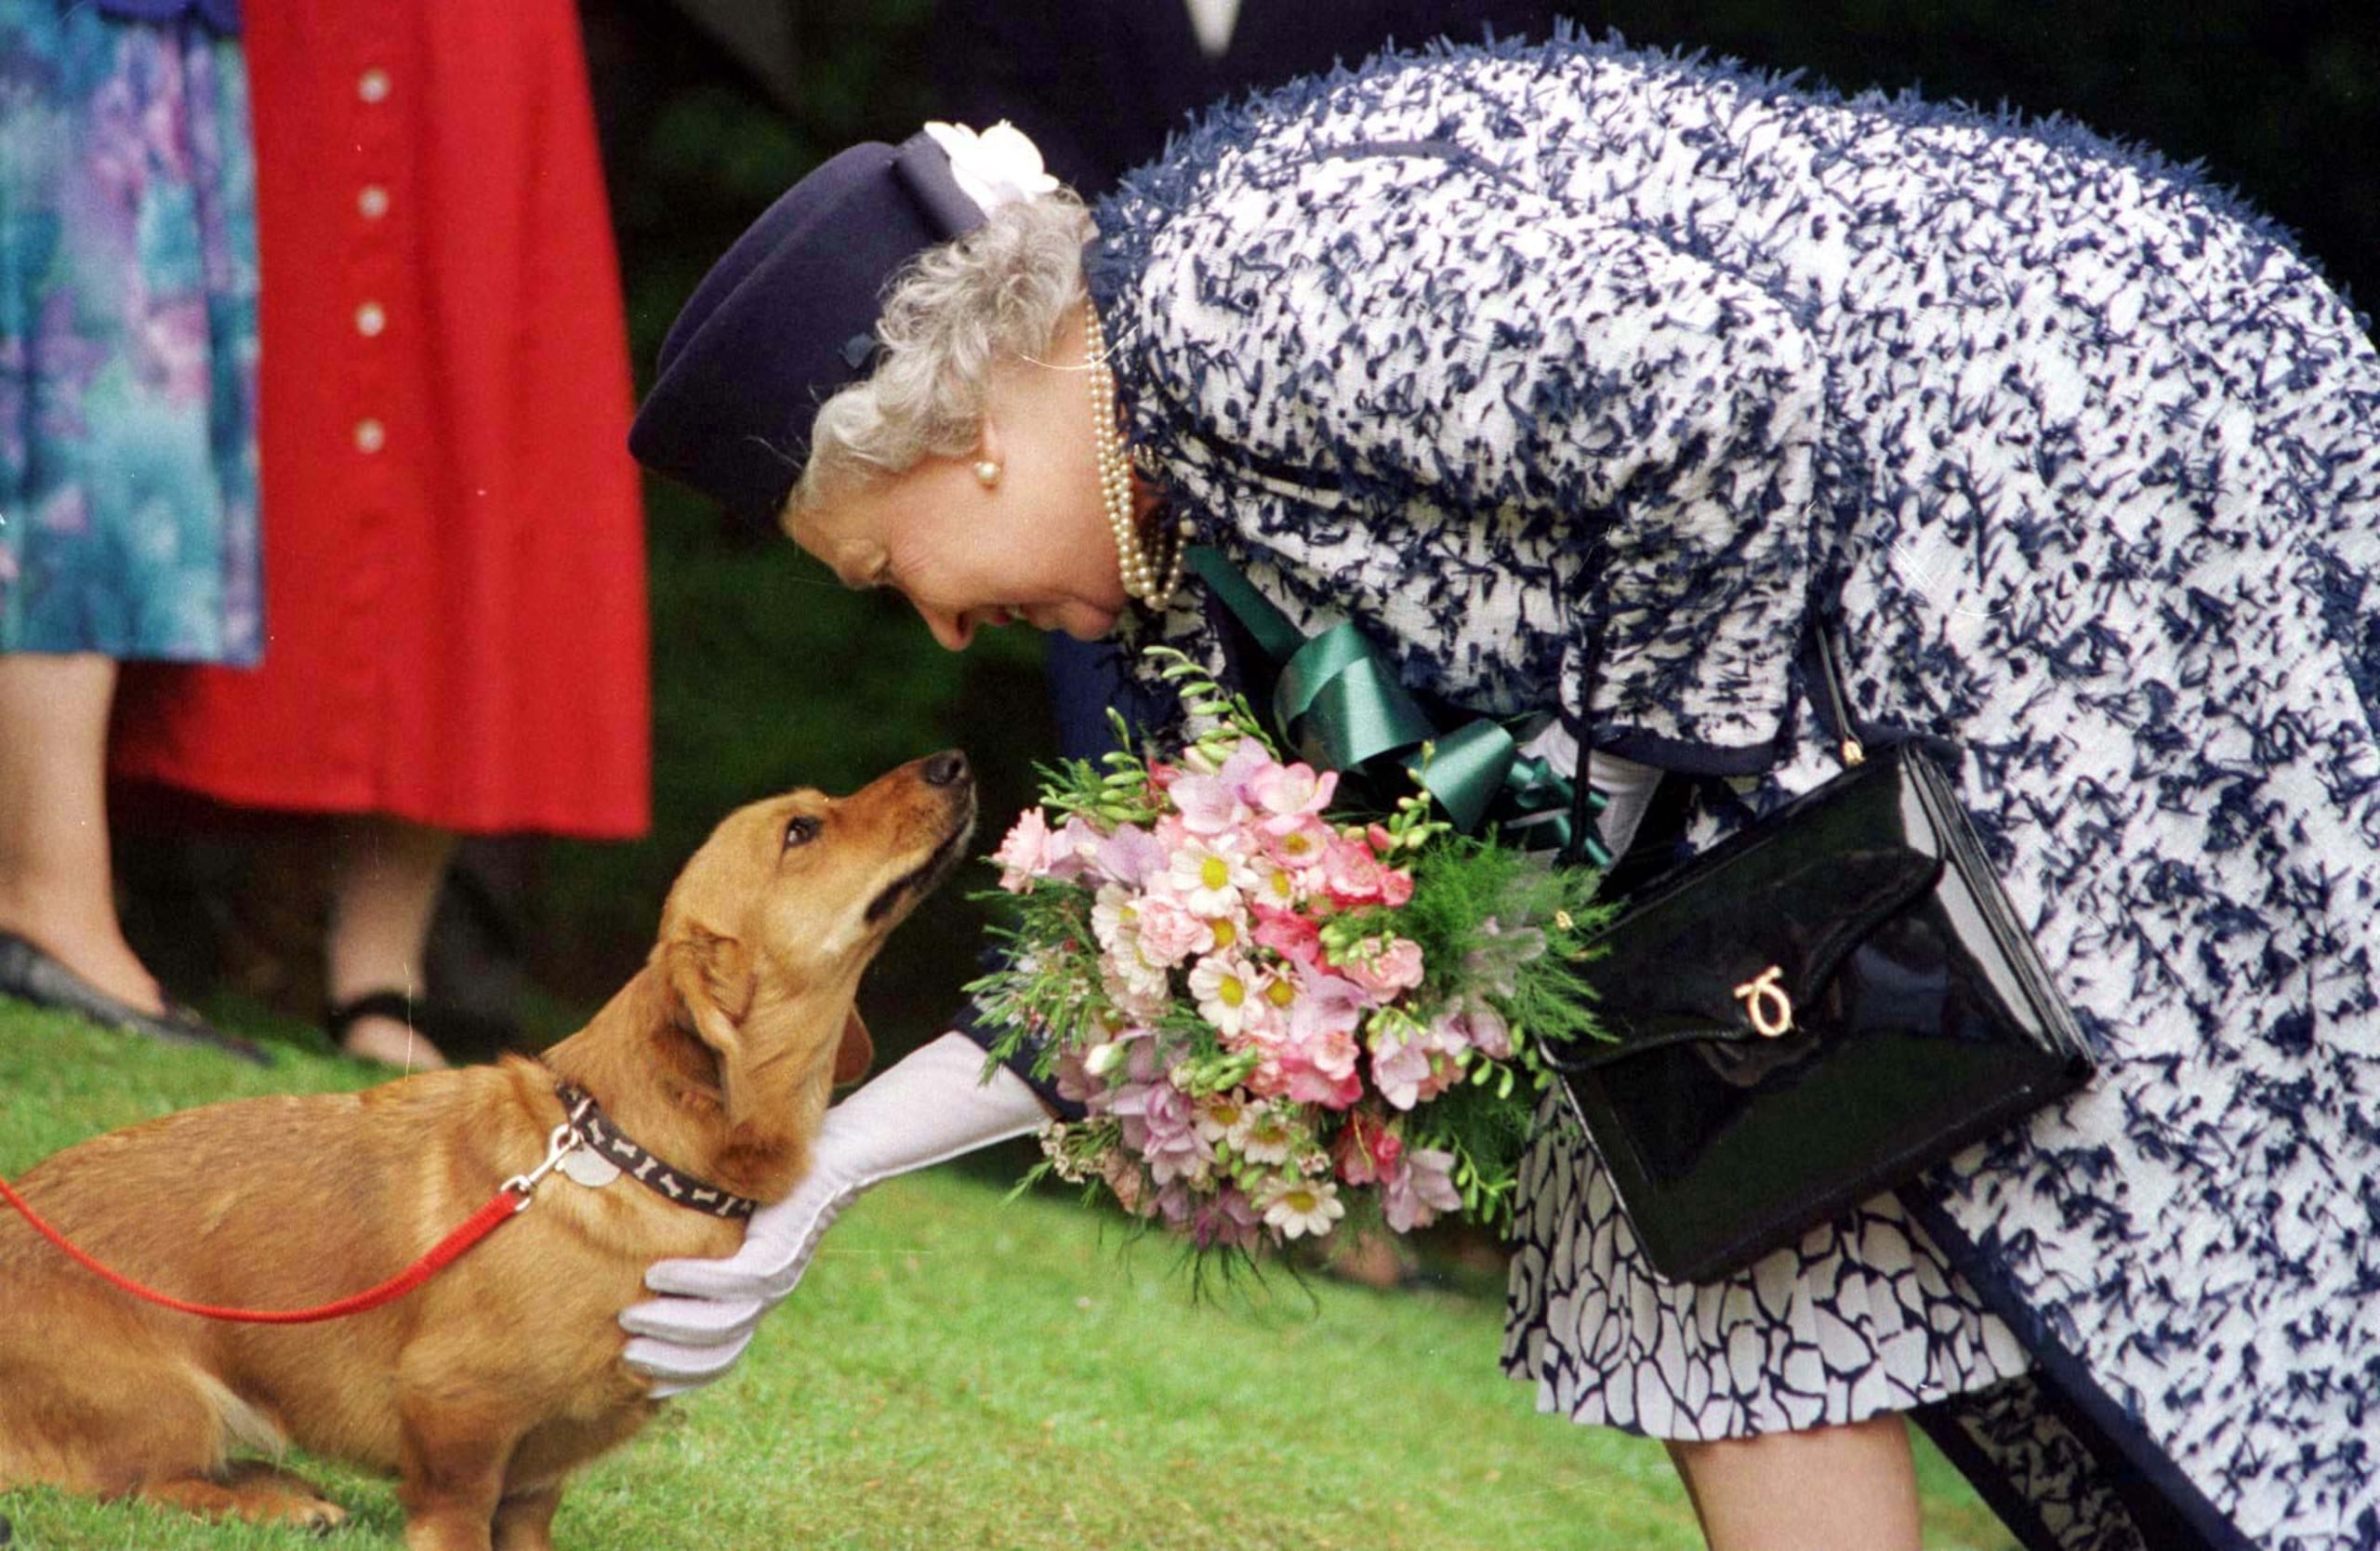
[0,0,264,1064]
[109,0,651,1069]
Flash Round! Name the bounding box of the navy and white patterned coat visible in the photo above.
[1080,32,2380,1551]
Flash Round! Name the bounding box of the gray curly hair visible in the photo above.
[785,191,1095,529]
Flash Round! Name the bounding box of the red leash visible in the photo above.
[0,1123,578,1325]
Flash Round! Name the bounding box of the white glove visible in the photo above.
[1584,746,1662,857]
[1514,722,1663,859]
[620,1031,1048,1396]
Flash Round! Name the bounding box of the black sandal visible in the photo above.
[325,989,417,1043]
[326,989,517,1065]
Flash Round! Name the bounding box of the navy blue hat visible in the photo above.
[629,132,990,524]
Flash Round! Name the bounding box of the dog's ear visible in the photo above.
[666,925,753,1109]
[832,1008,875,1088]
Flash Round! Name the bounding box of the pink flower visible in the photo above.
[992,808,1055,890]
[1044,816,1106,882]
[1435,1001,1513,1061]
[1250,905,1324,968]
[1378,867,1415,908]
[1340,936,1425,1000]
[1092,822,1168,888]
[1111,1078,1210,1186]
[1286,958,1370,1036]
[1261,814,1334,872]
[1190,1187,1261,1251]
[1332,1110,1405,1186]
[1321,836,1387,906]
[1295,1020,1362,1081]
[1369,1030,1435,1111]
[1382,1148,1463,1233]
[1279,1061,1362,1110]
[1270,999,1363,1106]
[1134,894,1212,967]
[1216,738,1277,793]
[1279,1026,1362,1104]
[1170,768,1245,835]
[1248,760,1338,818]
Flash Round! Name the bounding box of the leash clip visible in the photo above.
[503,1123,581,1213]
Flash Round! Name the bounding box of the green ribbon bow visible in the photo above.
[1186,547,1609,866]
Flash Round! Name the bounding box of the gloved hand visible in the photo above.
[1584,747,1662,857]
[620,1031,1049,1396]
[1515,722,1663,859]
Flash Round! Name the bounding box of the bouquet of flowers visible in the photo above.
[970,651,1610,1266]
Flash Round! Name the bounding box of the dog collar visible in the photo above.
[553,1081,758,1222]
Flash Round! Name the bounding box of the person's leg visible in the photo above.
[1666,1414,1924,1551]
[324,815,456,1069]
[1321,1225,1421,1290]
[0,653,165,1012]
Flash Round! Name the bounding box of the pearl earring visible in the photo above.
[972,459,1001,488]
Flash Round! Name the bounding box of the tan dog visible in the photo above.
[0,751,975,1550]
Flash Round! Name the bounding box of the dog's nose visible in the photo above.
[921,749,970,788]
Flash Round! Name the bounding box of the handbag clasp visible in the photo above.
[1733,965,1794,1038]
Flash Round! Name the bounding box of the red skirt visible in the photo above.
[112,0,650,840]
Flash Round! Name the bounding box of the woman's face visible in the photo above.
[793,308,1126,651]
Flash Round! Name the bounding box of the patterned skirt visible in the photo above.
[1501,1095,2033,1440]
[0,2,260,663]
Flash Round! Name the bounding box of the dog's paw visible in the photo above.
[286,1498,349,1536]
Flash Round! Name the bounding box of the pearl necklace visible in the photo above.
[1087,306,1189,606]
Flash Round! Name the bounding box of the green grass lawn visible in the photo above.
[0,1009,2019,1551]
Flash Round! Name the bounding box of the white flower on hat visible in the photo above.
[922,120,1060,215]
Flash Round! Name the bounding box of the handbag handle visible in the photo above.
[1560,637,1606,868]
[1562,622,1864,868]
[1811,628,1867,768]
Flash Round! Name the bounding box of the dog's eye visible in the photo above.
[783,815,822,849]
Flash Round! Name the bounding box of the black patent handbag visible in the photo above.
[1547,630,2096,1284]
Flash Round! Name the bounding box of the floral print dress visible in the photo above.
[0,1,259,663]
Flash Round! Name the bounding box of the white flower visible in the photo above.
[1256,1174,1344,1240]
[1195,1092,1248,1146]
[1168,835,1257,919]
[1106,953,1170,1012]
[1090,883,1140,958]
[1233,1103,1298,1165]
[921,121,1059,215]
[1188,951,1258,1038]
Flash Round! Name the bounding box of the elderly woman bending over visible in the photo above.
[623,34,2380,1551]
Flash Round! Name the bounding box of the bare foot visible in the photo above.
[0,917,168,1015]
[51,941,167,1014]
[338,1011,450,1071]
